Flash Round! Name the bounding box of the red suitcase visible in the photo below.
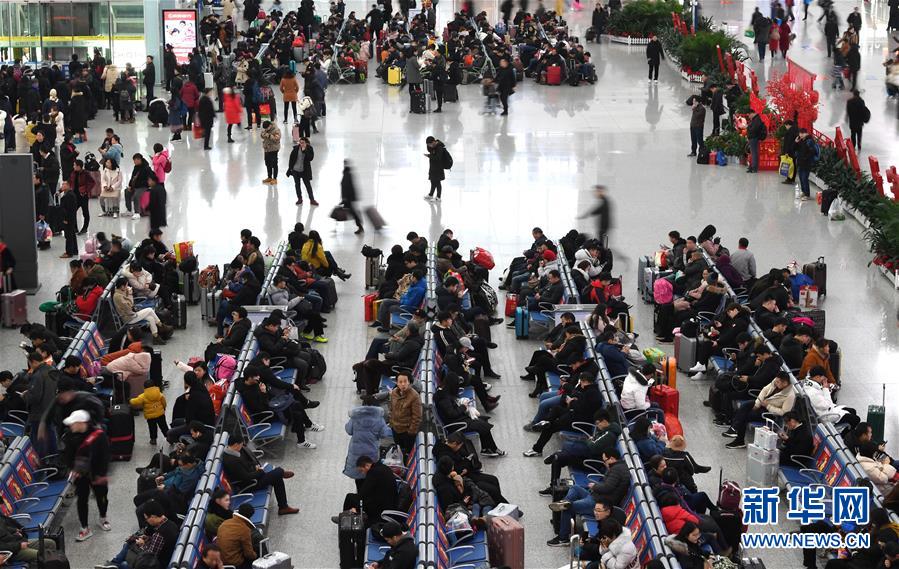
[546,65,562,85]
[1,289,27,328]
[504,294,517,317]
[487,515,524,569]
[665,414,684,438]
[649,384,680,417]
[363,293,377,322]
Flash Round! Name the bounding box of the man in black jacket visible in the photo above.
[524,373,603,456]
[39,147,60,193]
[646,34,663,82]
[59,181,79,257]
[97,500,179,569]
[846,89,869,151]
[794,128,818,199]
[251,319,311,384]
[779,411,814,466]
[143,55,156,107]
[710,84,725,135]
[198,88,216,150]
[780,119,800,184]
[434,432,507,504]
[541,408,622,490]
[354,322,424,394]
[779,327,813,370]
[370,522,417,569]
[526,269,564,311]
[204,306,251,362]
[334,455,398,527]
[222,436,299,515]
[746,109,767,173]
[495,58,516,115]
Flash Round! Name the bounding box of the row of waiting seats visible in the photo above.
[695,250,898,524]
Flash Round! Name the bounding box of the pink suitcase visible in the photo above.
[1,289,28,327]
[487,515,524,569]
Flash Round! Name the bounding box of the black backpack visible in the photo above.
[395,478,413,513]
[442,148,453,170]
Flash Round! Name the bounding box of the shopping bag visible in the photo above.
[173,241,195,264]
[329,206,349,222]
[259,103,271,120]
[828,197,844,220]
[799,285,819,308]
[192,120,204,139]
[779,155,794,179]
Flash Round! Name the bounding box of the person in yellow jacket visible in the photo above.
[300,230,351,280]
[129,379,169,445]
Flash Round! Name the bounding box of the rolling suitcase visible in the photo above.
[387,66,402,85]
[802,256,827,297]
[504,294,517,317]
[337,511,365,569]
[320,277,338,310]
[410,88,426,114]
[659,356,677,388]
[514,306,529,339]
[444,82,459,102]
[252,552,292,568]
[637,256,651,302]
[1,289,27,328]
[364,255,382,289]
[201,289,221,325]
[364,206,386,230]
[746,444,779,487]
[181,270,200,304]
[868,383,886,442]
[173,294,187,329]
[675,334,697,372]
[487,515,524,569]
[150,349,163,385]
[363,293,378,321]
[546,65,562,85]
[741,557,768,569]
[109,378,135,461]
[649,384,679,417]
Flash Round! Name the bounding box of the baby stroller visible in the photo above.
[481,79,499,115]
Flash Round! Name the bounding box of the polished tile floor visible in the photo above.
[0,0,897,567]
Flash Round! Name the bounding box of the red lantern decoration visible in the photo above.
[809,90,819,105]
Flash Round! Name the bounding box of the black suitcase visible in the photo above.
[802,256,827,297]
[173,294,187,329]
[150,349,163,385]
[46,205,65,235]
[711,508,744,551]
[181,270,200,305]
[444,83,459,102]
[137,450,164,493]
[45,308,69,337]
[109,377,135,461]
[37,525,71,569]
[805,308,825,337]
[338,511,365,569]
[410,89,426,114]
[820,189,838,215]
[321,277,338,310]
[585,26,597,42]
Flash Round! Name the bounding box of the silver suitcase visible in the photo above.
[746,444,779,487]
[200,289,221,326]
[252,551,292,569]
[675,334,698,371]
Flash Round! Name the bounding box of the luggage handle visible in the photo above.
[883,383,887,408]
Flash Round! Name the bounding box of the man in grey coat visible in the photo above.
[25,352,58,438]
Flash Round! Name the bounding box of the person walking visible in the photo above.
[646,34,664,82]
[779,19,792,58]
[340,160,364,235]
[68,159,96,234]
[286,137,317,206]
[824,14,839,57]
[260,120,281,185]
[845,89,870,151]
[168,96,185,142]
[222,87,243,143]
[794,128,818,200]
[147,173,167,229]
[579,185,612,245]
[143,55,155,107]
[495,58,516,115]
[753,14,772,61]
[61,409,111,542]
[59,181,79,258]
[686,95,706,157]
[424,136,448,201]
[279,70,300,123]
[847,43,861,90]
[197,88,216,150]
[746,109,767,173]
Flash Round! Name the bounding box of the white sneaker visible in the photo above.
[99,519,111,531]
[131,213,140,220]
[309,423,325,432]
[423,195,433,201]
[484,383,492,392]
[688,362,706,373]
[434,197,441,201]
[296,441,317,449]
[689,371,706,380]
[112,212,118,218]
[76,527,93,541]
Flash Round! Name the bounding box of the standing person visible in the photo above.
[794,128,817,201]
[746,109,767,173]
[846,89,870,151]
[243,75,261,131]
[197,88,215,151]
[61,409,111,542]
[260,121,281,185]
[126,153,152,219]
[424,136,448,201]
[495,58,516,116]
[68,159,95,234]
[286,137,317,206]
[686,95,706,157]
[151,143,170,184]
[388,372,422,459]
[279,70,300,123]
[163,45,177,92]
[824,14,839,57]
[99,157,122,218]
[222,88,243,143]
[579,185,612,244]
[780,118,799,185]
[147,173,167,229]
[847,43,861,90]
[180,77,199,128]
[779,19,792,58]
[59,181,79,258]
[143,55,156,108]
[802,0,811,20]
[340,160,365,234]
[431,59,447,113]
[342,404,392,489]
[847,6,862,33]
[646,33,664,82]
[39,146,60,194]
[168,96,185,142]
[60,134,79,181]
[129,379,168,445]
[710,84,725,135]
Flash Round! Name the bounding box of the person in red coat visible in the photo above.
[222,88,243,143]
[179,78,200,128]
[74,278,104,316]
[779,20,792,58]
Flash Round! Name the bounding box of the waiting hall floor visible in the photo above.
[1,0,898,566]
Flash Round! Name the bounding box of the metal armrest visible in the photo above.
[799,468,826,485]
[380,509,410,523]
[6,411,27,424]
[31,467,59,481]
[443,421,468,436]
[250,411,275,424]
[569,422,595,438]
[583,459,607,476]
[247,423,274,439]
[791,455,816,469]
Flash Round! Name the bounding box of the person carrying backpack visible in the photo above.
[845,89,870,151]
[794,128,819,201]
[151,143,171,184]
[424,136,451,201]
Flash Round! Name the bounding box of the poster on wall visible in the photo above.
[162,10,197,65]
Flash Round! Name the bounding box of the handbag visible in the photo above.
[329,206,350,221]
[779,154,794,178]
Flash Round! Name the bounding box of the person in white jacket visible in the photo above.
[598,520,639,569]
[99,157,123,217]
[574,240,612,278]
[619,366,651,414]
[122,261,160,298]
[857,442,899,494]
[801,366,860,429]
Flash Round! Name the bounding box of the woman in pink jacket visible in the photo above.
[151,143,170,184]
[106,346,152,383]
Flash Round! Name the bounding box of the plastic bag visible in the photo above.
[829,197,844,219]
[382,444,404,475]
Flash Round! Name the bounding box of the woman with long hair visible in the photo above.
[99,157,122,217]
[300,230,351,280]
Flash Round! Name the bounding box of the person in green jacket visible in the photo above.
[539,407,622,493]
